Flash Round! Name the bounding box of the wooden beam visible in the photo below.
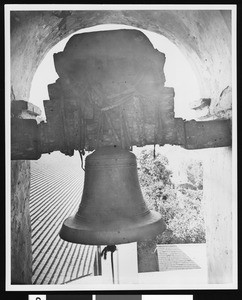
[11,99,42,118]
[183,119,232,149]
[10,100,232,160]
[11,118,41,160]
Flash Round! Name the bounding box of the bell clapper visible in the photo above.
[101,245,119,284]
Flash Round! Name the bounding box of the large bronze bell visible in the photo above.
[59,146,166,245]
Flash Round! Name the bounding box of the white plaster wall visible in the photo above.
[203,147,233,283]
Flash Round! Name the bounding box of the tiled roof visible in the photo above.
[29,152,96,285]
[157,244,202,271]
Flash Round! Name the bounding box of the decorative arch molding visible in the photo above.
[11,10,231,105]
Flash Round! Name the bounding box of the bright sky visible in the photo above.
[29,23,201,121]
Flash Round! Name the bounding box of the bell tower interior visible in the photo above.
[7,6,235,288]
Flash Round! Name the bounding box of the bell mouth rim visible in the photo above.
[59,210,166,245]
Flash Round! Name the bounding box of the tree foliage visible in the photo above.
[137,148,206,244]
[186,159,203,190]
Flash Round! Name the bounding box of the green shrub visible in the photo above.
[137,148,206,244]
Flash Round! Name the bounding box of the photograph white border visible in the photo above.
[5,4,237,292]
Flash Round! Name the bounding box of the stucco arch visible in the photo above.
[11,10,231,104]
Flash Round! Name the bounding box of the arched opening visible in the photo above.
[29,24,202,121]
[8,8,234,287]
[28,24,207,285]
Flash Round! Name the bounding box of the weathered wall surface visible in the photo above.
[10,9,232,284]
[137,240,159,273]
[203,147,233,283]
[11,10,231,104]
[11,160,32,283]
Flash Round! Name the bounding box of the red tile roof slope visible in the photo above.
[157,244,202,271]
[29,152,96,285]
